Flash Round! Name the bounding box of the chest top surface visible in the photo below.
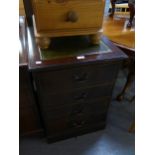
[27,26,127,71]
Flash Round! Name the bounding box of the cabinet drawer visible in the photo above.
[46,121,106,142]
[44,100,108,135]
[41,84,113,107]
[42,97,110,120]
[32,0,104,32]
[45,113,106,135]
[34,63,120,93]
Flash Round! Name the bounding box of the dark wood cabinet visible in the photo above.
[27,25,127,142]
[19,17,42,136]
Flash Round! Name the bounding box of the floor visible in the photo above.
[19,68,135,155]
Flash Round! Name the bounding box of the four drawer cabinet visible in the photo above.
[27,26,127,142]
[32,62,121,142]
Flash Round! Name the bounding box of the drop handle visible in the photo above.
[73,72,88,82]
[71,110,84,116]
[66,11,78,22]
[71,106,84,115]
[72,120,85,128]
[74,92,88,100]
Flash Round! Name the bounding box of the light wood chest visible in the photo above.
[31,0,105,49]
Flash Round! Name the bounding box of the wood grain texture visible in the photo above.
[33,15,103,37]
[103,16,135,49]
[19,0,25,16]
[32,0,105,34]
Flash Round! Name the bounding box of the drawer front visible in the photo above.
[43,99,109,135]
[34,63,120,93]
[46,121,106,142]
[42,97,110,121]
[32,0,104,32]
[40,84,113,107]
[45,113,106,135]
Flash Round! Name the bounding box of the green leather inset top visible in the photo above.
[39,36,112,61]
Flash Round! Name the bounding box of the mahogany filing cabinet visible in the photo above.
[27,26,127,142]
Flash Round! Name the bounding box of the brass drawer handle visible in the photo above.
[66,11,78,23]
[73,72,88,82]
[72,120,85,128]
[74,92,88,101]
[71,110,84,117]
[71,107,84,115]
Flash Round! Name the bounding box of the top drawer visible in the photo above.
[33,63,120,93]
[32,0,104,32]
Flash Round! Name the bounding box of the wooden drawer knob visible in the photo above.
[66,11,78,23]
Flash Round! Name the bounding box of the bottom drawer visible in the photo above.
[43,99,110,136]
[46,121,106,143]
[45,112,106,136]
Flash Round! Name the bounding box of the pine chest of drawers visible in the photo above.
[31,0,105,49]
[27,26,127,143]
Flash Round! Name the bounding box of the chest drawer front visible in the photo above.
[41,99,109,134]
[40,84,113,107]
[32,0,104,32]
[43,98,109,135]
[34,63,120,93]
[41,97,110,120]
